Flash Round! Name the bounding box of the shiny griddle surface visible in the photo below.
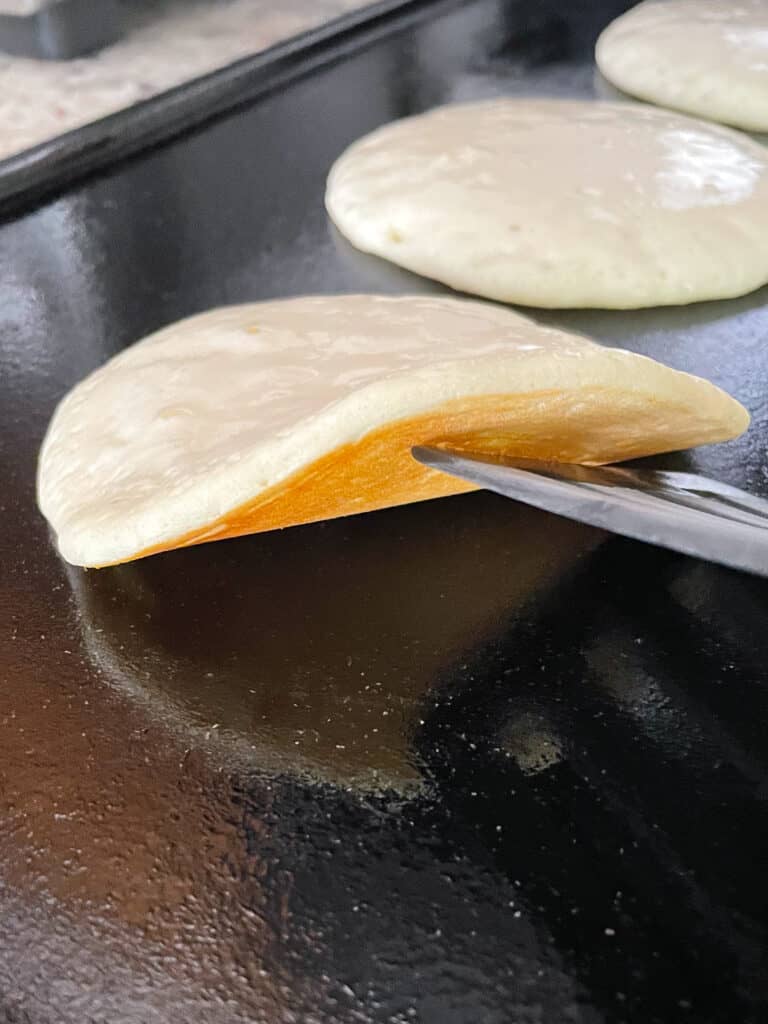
[2,1,768,1021]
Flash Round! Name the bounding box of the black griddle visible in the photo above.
[1,2,768,1022]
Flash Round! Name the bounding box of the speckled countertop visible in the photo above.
[0,0,372,162]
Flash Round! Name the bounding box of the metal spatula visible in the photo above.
[412,447,768,577]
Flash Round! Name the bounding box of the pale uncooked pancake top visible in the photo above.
[326,98,768,309]
[37,294,747,567]
[37,296,600,562]
[597,1,768,132]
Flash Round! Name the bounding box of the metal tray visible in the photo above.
[0,0,442,216]
[2,1,767,1021]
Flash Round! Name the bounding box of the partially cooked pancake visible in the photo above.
[597,1,768,132]
[326,98,768,309]
[37,295,748,567]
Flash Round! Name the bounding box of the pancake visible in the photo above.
[596,0,768,132]
[37,294,749,567]
[325,98,768,309]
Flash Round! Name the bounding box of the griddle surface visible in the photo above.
[1,1,767,1021]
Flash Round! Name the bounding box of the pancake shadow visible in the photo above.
[68,493,601,794]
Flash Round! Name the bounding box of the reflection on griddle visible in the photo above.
[69,493,600,793]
